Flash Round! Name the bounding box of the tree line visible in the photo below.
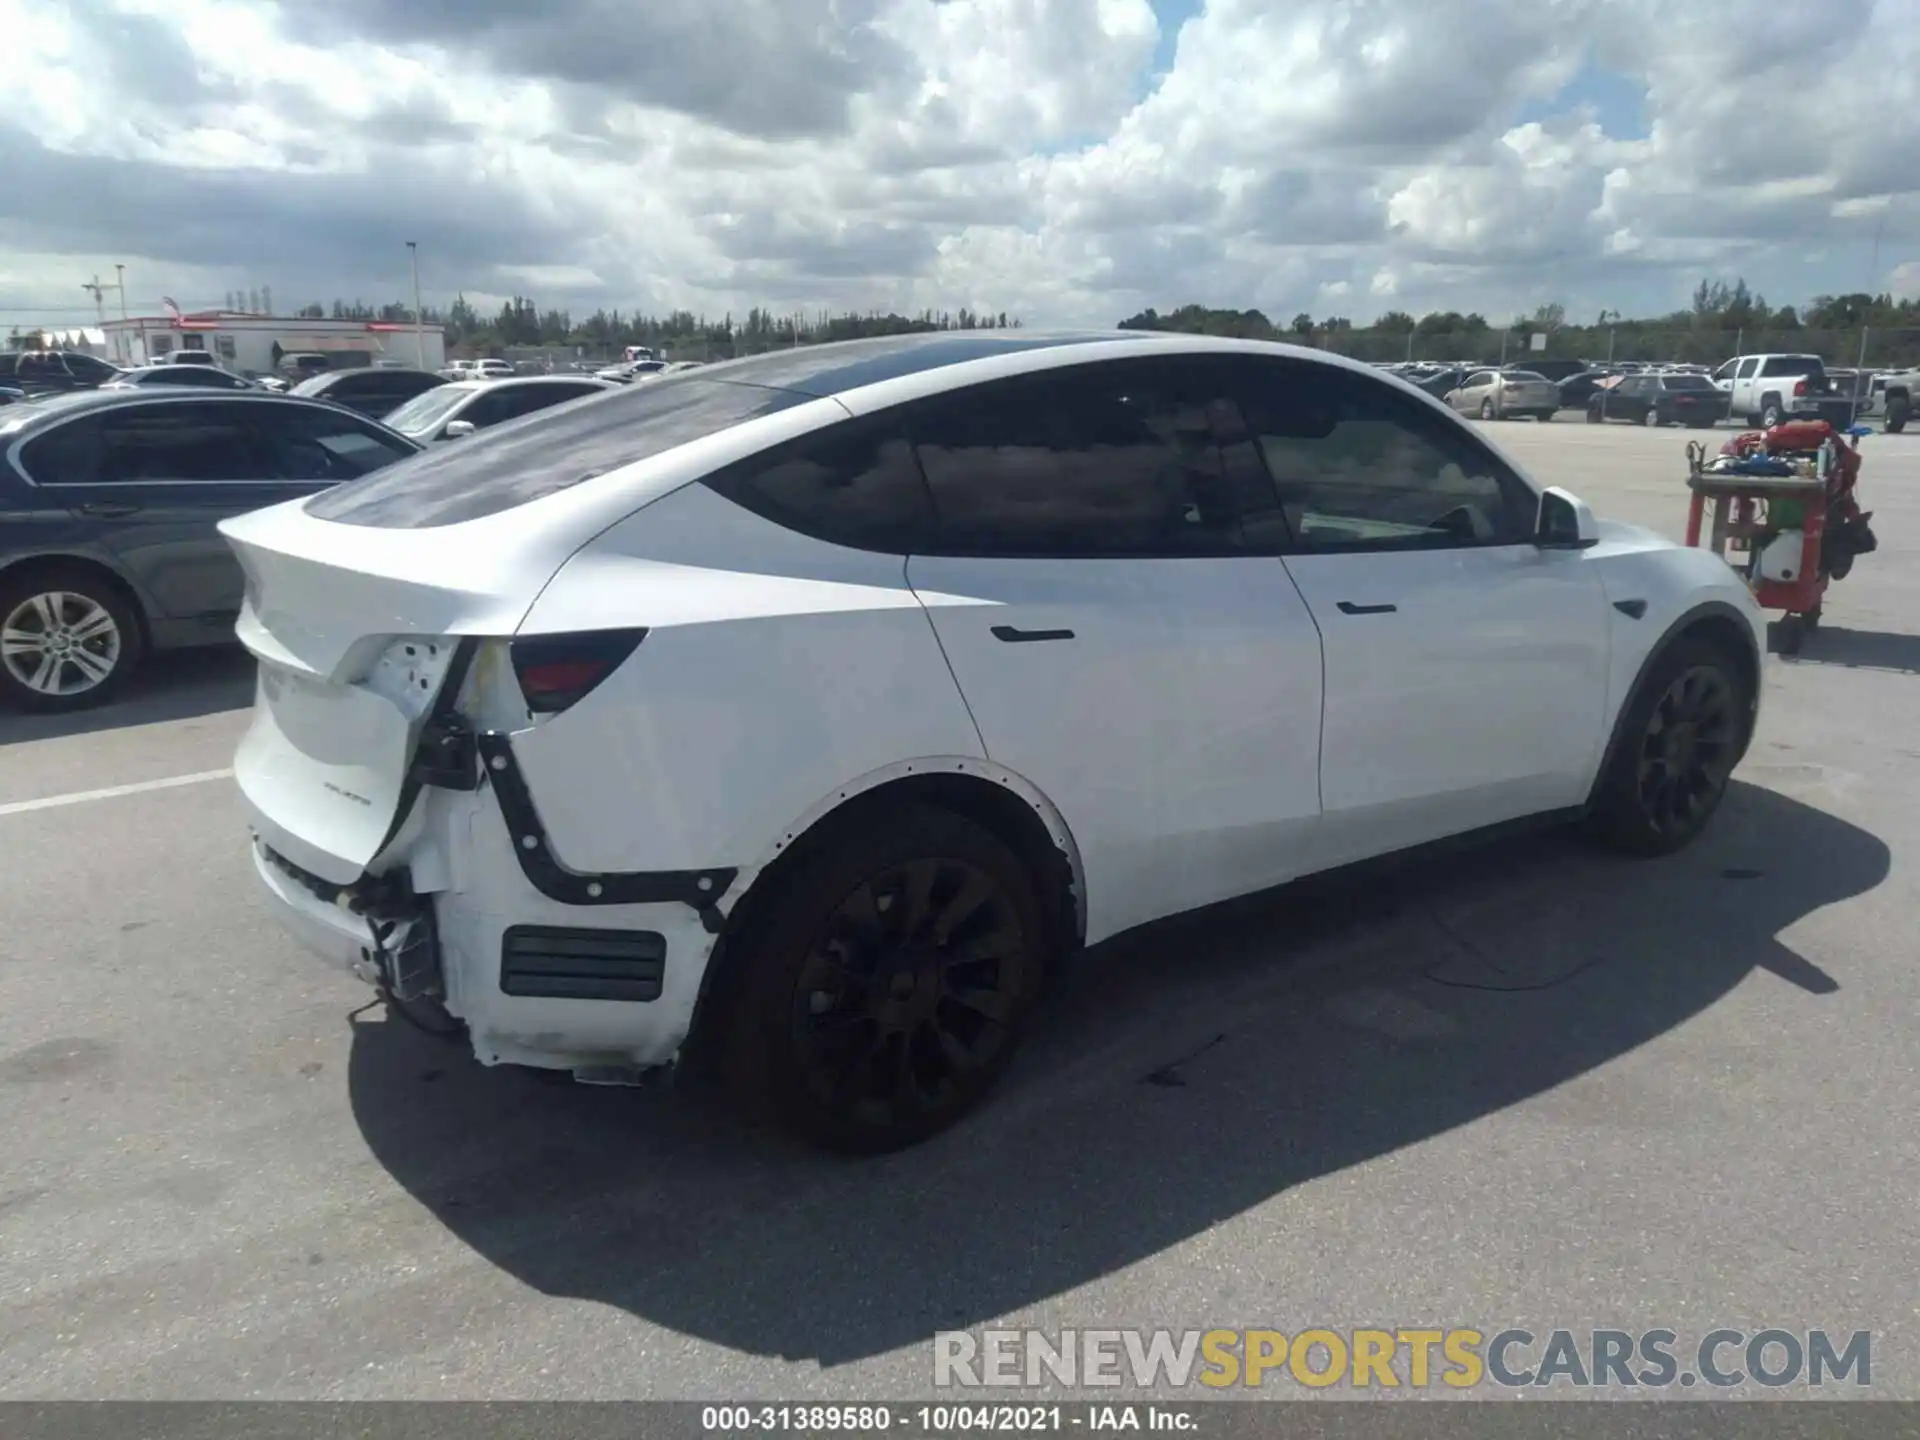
[1117,282,1920,368]
[293,296,1021,357]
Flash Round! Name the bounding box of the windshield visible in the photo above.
[385,385,473,434]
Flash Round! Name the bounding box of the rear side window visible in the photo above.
[905,358,1281,558]
[305,376,809,528]
[254,404,416,482]
[19,403,265,484]
[702,416,934,553]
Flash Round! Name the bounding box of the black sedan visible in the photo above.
[1587,372,1725,428]
[1557,369,1619,408]
[291,366,448,419]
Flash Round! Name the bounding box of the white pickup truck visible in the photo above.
[1711,353,1851,429]
[1872,368,1914,432]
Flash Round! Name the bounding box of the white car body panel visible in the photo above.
[907,553,1324,943]
[1281,543,1613,869]
[511,485,985,874]
[220,332,1766,1080]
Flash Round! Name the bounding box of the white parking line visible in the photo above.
[0,768,235,818]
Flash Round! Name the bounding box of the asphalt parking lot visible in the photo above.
[3,417,1919,1403]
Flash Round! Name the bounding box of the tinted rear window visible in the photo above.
[304,376,809,528]
[1760,356,1822,377]
[1662,375,1716,390]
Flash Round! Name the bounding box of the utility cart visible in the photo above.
[1683,423,1876,655]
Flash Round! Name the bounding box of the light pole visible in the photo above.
[407,241,425,368]
[114,265,128,320]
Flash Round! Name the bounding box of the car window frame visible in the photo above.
[1230,356,1539,557]
[15,398,277,488]
[898,355,1290,562]
[247,400,419,485]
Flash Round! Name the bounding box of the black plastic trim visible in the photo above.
[1586,599,1761,808]
[1335,600,1397,615]
[1613,598,1649,619]
[371,637,481,860]
[500,924,666,1003]
[477,729,736,918]
[991,625,1075,642]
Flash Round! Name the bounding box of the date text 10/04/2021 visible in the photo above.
[702,1405,1193,1432]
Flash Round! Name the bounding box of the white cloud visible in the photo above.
[0,0,1916,334]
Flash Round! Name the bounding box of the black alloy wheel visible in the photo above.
[1632,664,1740,842]
[790,857,1027,1132]
[726,804,1048,1152]
[1586,636,1751,856]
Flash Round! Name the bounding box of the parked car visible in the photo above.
[221,332,1767,1152]
[472,359,513,379]
[382,374,616,444]
[1445,368,1561,421]
[1515,358,1591,384]
[103,364,263,392]
[1871,368,1914,433]
[167,349,223,367]
[291,366,447,419]
[1710,354,1848,430]
[1587,372,1724,428]
[595,359,671,383]
[1557,369,1619,408]
[0,350,123,396]
[0,391,420,711]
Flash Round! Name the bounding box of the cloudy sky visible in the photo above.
[2,0,1916,334]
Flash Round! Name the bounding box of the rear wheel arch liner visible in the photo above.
[726,754,1089,946]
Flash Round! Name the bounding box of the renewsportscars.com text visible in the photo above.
[933,1327,1872,1390]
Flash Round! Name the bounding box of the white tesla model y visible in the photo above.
[221,332,1766,1151]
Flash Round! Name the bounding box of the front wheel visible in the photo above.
[0,569,144,712]
[1585,637,1751,857]
[725,805,1050,1152]
[1479,398,1497,420]
[1642,407,1661,427]
[1887,395,1910,434]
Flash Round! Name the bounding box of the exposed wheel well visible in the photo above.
[1588,607,1762,809]
[0,554,152,646]
[678,771,1082,1084]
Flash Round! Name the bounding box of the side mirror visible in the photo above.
[1535,486,1600,550]
[442,419,476,440]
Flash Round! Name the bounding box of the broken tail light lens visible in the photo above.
[510,628,648,714]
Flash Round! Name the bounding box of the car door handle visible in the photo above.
[1335,601,1397,616]
[991,625,1075,643]
[76,501,141,518]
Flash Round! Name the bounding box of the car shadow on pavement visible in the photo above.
[1780,626,1920,675]
[0,646,254,745]
[348,779,1885,1366]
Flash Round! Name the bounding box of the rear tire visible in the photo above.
[725,805,1049,1153]
[1586,404,1603,423]
[1760,399,1784,430]
[1585,636,1751,857]
[0,566,144,713]
[1888,395,1910,434]
[1642,407,1661,427]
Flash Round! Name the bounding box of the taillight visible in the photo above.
[1793,380,1808,397]
[510,628,647,714]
